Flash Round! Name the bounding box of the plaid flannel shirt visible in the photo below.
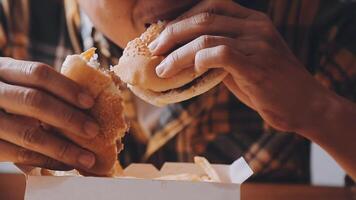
[1,0,355,184]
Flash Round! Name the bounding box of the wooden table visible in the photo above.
[241,183,355,200]
[1,173,355,200]
[0,174,26,200]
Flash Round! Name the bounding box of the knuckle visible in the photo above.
[160,25,179,45]
[192,12,216,26]
[21,126,44,148]
[26,62,51,83]
[22,89,45,109]
[57,142,71,160]
[198,35,214,48]
[163,25,175,38]
[60,109,78,126]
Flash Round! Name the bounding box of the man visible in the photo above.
[0,0,355,183]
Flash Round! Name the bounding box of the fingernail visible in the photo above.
[78,93,94,108]
[148,39,159,52]
[156,62,166,77]
[78,153,95,169]
[84,121,99,138]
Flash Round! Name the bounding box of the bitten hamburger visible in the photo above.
[61,48,127,177]
[113,22,228,107]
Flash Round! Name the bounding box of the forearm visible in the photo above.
[300,91,356,181]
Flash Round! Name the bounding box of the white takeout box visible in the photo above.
[23,157,253,200]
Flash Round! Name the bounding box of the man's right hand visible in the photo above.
[0,57,98,170]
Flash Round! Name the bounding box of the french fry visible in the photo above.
[36,156,222,183]
[40,169,81,177]
[194,156,221,182]
[154,157,221,182]
[80,47,97,62]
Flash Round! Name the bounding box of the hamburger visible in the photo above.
[60,48,127,177]
[113,22,228,107]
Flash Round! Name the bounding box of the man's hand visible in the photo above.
[0,57,98,170]
[149,0,329,134]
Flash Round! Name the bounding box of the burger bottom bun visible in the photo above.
[129,69,228,107]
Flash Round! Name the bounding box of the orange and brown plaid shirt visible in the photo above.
[0,0,355,184]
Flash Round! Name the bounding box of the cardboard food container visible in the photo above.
[23,157,253,200]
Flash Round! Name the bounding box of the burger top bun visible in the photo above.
[115,22,207,92]
[114,22,228,107]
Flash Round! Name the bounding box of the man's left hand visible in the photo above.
[149,0,330,134]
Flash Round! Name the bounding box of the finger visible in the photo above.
[0,111,96,170]
[156,35,253,78]
[174,0,253,22]
[0,140,72,170]
[223,75,256,110]
[151,13,256,55]
[194,45,264,83]
[0,58,94,109]
[0,81,99,138]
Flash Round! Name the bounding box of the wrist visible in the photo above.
[298,88,356,141]
[297,85,336,139]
